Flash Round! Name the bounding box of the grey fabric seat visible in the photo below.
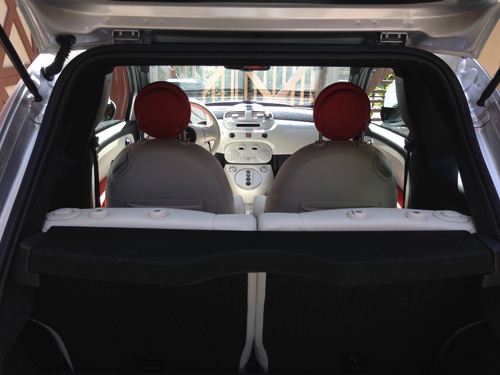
[106,81,235,214]
[265,82,397,213]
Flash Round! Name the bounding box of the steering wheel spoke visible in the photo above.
[188,99,220,154]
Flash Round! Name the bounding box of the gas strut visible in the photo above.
[0,24,42,102]
[41,35,76,81]
[477,68,500,107]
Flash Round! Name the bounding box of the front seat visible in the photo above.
[264,82,397,213]
[106,81,235,214]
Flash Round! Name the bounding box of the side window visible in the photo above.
[96,67,131,132]
[95,67,133,207]
[368,69,409,137]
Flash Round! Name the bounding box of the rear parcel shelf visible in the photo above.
[12,227,495,287]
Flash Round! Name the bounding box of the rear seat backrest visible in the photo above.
[40,206,476,373]
[258,208,475,232]
[44,207,474,233]
[43,207,256,231]
[38,207,257,373]
[264,82,397,213]
[255,208,482,374]
[106,82,235,214]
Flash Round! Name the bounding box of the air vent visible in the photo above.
[224,111,245,119]
[252,111,266,118]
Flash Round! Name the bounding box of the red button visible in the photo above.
[246,133,252,138]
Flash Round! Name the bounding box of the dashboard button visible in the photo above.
[225,149,239,162]
[262,119,274,129]
[257,149,271,162]
[235,169,262,189]
[262,133,268,139]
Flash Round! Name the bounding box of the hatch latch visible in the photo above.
[379,32,407,46]
[113,30,142,44]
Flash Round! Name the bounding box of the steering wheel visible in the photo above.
[187,99,221,155]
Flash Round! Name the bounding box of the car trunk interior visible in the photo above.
[2,42,500,374]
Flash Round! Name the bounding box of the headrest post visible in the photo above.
[181,130,187,142]
[360,131,365,142]
[318,132,323,143]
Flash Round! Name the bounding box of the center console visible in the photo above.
[224,164,273,210]
[222,105,277,210]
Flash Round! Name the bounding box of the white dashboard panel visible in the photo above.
[224,142,273,163]
[220,120,318,156]
[214,103,318,156]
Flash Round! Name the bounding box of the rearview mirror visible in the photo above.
[224,66,270,71]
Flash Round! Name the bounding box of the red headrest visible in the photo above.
[134,82,191,139]
[313,83,371,140]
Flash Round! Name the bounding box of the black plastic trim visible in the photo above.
[477,233,500,287]
[24,227,494,287]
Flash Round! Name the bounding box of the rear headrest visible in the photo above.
[134,82,191,139]
[313,83,371,140]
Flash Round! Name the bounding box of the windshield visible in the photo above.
[149,66,350,106]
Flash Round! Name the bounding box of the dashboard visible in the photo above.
[212,103,318,162]
[208,102,319,208]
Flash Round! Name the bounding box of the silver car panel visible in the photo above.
[0,54,54,243]
[18,0,500,57]
[439,54,500,198]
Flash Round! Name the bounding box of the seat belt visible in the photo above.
[91,135,101,208]
[402,138,415,209]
